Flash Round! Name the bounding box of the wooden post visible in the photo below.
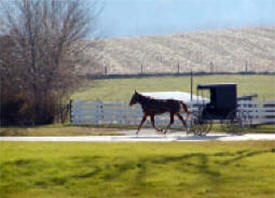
[69,99,73,124]
[105,66,107,76]
[210,62,214,73]
[177,62,180,74]
[190,69,193,101]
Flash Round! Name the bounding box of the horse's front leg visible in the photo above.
[150,115,162,133]
[136,114,148,135]
[164,113,174,134]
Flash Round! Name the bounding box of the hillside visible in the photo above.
[79,27,275,75]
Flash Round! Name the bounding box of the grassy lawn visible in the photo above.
[72,75,275,102]
[0,141,274,198]
[211,124,275,134]
[0,125,124,136]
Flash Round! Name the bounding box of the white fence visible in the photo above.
[238,100,275,124]
[71,99,196,127]
[71,99,275,126]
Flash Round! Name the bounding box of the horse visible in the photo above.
[129,90,191,135]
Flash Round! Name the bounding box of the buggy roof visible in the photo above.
[141,91,209,103]
[197,83,236,89]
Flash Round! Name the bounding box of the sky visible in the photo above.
[96,0,275,38]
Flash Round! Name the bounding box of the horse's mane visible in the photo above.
[137,92,158,102]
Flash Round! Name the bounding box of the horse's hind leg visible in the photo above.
[150,115,162,133]
[164,113,174,134]
[136,114,148,135]
[176,113,189,133]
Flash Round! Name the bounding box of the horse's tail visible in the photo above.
[180,101,191,120]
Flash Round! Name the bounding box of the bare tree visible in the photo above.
[0,0,101,124]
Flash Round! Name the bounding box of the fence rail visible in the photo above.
[71,99,197,127]
[71,99,275,126]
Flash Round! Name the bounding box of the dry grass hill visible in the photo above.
[78,26,275,75]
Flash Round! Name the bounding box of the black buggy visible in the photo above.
[190,83,250,136]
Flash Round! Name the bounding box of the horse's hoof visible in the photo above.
[156,129,163,134]
[156,129,162,133]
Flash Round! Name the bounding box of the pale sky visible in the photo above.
[96,0,275,37]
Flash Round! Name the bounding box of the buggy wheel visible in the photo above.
[199,117,212,136]
[221,110,246,134]
[190,115,212,136]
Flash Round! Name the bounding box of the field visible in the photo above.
[1,141,275,198]
[80,27,275,75]
[72,74,275,101]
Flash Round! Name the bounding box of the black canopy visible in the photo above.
[197,83,236,89]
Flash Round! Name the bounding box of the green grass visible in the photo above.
[210,124,275,134]
[72,75,275,102]
[0,125,124,136]
[1,141,275,198]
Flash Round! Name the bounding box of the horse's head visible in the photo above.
[129,90,140,106]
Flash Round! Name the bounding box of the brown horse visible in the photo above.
[129,91,191,135]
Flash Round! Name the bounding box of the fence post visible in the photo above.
[95,99,103,125]
[210,62,214,73]
[74,98,82,125]
[190,69,193,102]
[105,66,108,76]
[69,99,73,124]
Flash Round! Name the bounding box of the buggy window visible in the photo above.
[197,89,211,103]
